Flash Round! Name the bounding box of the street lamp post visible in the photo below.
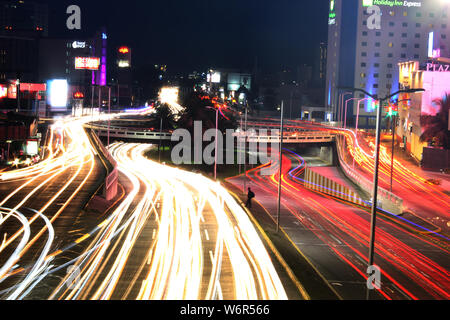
[338,87,424,300]
[108,87,111,149]
[276,101,285,233]
[206,106,219,181]
[339,91,352,124]
[16,80,20,113]
[388,99,410,192]
[344,98,360,129]
[159,117,163,163]
[243,102,248,192]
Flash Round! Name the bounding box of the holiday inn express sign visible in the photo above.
[362,0,422,7]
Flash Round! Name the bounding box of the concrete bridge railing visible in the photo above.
[336,137,404,215]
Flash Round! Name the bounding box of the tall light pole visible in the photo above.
[339,87,424,300]
[339,91,352,124]
[388,99,410,192]
[16,79,20,113]
[243,102,248,192]
[206,106,219,181]
[107,86,111,149]
[158,117,163,163]
[344,97,360,129]
[276,101,285,233]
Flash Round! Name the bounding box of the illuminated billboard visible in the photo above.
[0,85,7,98]
[75,57,100,70]
[26,141,39,156]
[119,47,130,54]
[47,79,68,109]
[118,60,130,68]
[207,72,221,83]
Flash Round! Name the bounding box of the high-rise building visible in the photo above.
[313,42,328,88]
[0,0,48,82]
[0,0,48,36]
[326,0,450,128]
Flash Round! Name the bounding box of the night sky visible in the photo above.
[36,0,329,73]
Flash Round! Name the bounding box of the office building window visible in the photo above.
[414,44,420,48]
[374,63,380,67]
[389,32,394,37]
[387,63,393,68]
[401,53,406,58]
[416,23,421,28]
[389,22,395,27]
[402,22,408,27]
[375,42,380,47]
[373,84,379,88]
[361,62,367,67]
[416,12,422,17]
[442,34,447,39]
[402,33,407,38]
[443,24,447,28]
[415,33,421,38]
[430,13,435,18]
[362,31,368,36]
[362,42,368,46]
[374,73,379,78]
[362,52,367,57]
[387,74,392,79]
[388,53,393,57]
[414,54,420,59]
[376,31,381,36]
[401,43,407,48]
[375,52,380,57]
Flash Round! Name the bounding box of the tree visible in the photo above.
[149,103,177,131]
[420,94,450,149]
[177,92,237,134]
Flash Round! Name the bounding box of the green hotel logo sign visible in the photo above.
[329,0,336,25]
[362,0,422,7]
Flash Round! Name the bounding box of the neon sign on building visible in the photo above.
[75,57,100,70]
[362,0,422,7]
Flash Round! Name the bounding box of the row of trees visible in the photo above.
[147,92,239,135]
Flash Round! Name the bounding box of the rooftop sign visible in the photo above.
[362,0,422,7]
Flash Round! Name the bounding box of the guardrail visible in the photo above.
[336,137,404,215]
[304,168,366,207]
[245,134,334,143]
[86,124,172,141]
[85,126,118,201]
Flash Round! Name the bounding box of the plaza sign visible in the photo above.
[362,0,422,7]
[425,63,450,72]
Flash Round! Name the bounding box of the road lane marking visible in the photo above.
[204,229,210,241]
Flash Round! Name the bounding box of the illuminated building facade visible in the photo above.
[397,60,450,161]
[326,0,450,128]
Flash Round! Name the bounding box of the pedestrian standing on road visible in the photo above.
[245,187,255,209]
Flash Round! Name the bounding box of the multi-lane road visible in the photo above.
[0,115,290,300]
[0,113,448,300]
[48,143,288,300]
